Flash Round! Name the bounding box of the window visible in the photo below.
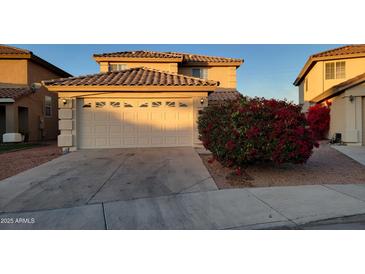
[82,103,91,108]
[325,63,335,79]
[139,102,148,107]
[166,101,175,107]
[44,96,52,117]
[191,68,208,79]
[336,61,346,78]
[124,102,133,108]
[179,102,188,107]
[95,102,106,108]
[152,101,162,107]
[109,64,127,72]
[325,61,346,80]
[110,102,120,108]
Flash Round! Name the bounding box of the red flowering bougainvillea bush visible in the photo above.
[198,97,318,171]
[306,101,331,140]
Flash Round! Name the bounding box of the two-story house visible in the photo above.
[43,50,243,151]
[294,45,365,146]
[0,45,71,142]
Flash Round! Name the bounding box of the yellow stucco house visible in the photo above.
[43,50,243,151]
[0,45,71,142]
[294,45,365,146]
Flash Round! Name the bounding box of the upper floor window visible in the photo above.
[109,63,127,72]
[44,96,52,117]
[191,68,208,79]
[325,61,346,80]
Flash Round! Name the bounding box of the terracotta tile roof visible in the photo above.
[312,72,365,103]
[294,45,365,85]
[43,67,218,87]
[94,50,243,64]
[208,89,241,105]
[171,52,243,64]
[312,45,365,58]
[0,86,32,100]
[0,45,30,55]
[94,50,182,59]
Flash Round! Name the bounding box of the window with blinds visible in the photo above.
[335,61,346,79]
[109,64,127,72]
[325,61,346,80]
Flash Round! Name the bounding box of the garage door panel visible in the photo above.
[95,138,108,147]
[77,98,193,148]
[109,138,122,146]
[80,125,93,135]
[109,112,121,122]
[123,137,137,146]
[165,112,177,121]
[178,136,191,145]
[165,136,177,145]
[94,112,108,121]
[81,112,93,121]
[109,125,122,134]
[94,125,108,134]
[151,136,164,145]
[137,136,150,146]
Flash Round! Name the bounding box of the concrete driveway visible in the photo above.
[0,147,217,213]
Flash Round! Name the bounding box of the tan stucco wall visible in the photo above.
[326,84,365,145]
[178,66,237,88]
[27,60,63,84]
[98,61,238,89]
[5,87,59,141]
[1,59,65,141]
[0,59,28,85]
[99,62,178,73]
[56,91,208,151]
[328,95,346,140]
[303,57,365,102]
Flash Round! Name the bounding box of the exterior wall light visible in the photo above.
[62,99,67,105]
[349,95,354,102]
[200,98,204,105]
[31,83,42,93]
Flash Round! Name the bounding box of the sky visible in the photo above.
[13,44,342,103]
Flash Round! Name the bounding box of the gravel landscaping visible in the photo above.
[200,142,365,188]
[0,142,62,181]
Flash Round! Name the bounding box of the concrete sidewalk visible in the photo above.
[2,184,365,229]
[332,145,365,166]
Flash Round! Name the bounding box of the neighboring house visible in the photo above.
[0,45,71,142]
[294,45,365,146]
[43,50,243,151]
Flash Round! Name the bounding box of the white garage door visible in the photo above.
[77,98,193,148]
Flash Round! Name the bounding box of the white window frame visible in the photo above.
[109,63,128,72]
[44,96,52,118]
[325,61,346,80]
[191,68,208,79]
